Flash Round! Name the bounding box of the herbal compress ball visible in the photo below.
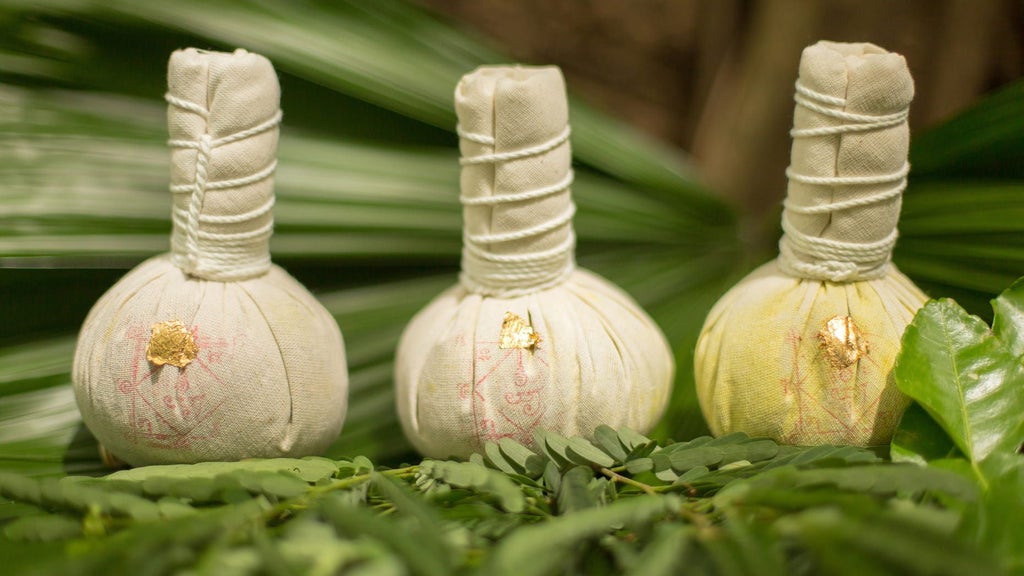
[395,66,674,459]
[73,48,347,466]
[695,41,928,447]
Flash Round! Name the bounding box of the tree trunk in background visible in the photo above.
[925,0,1003,123]
[420,0,1021,251]
[692,1,821,252]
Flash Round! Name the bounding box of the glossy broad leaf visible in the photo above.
[990,276,1024,358]
[895,298,1024,466]
[890,402,958,465]
[958,452,1024,574]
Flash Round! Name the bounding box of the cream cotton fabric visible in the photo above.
[72,49,347,466]
[694,41,928,447]
[396,66,674,459]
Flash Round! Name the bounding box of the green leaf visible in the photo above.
[0,426,1017,574]
[991,276,1024,358]
[593,425,629,463]
[482,442,518,475]
[667,446,724,472]
[497,438,545,479]
[959,453,1024,574]
[676,466,710,484]
[1,474,165,520]
[2,513,82,542]
[154,497,196,519]
[534,430,574,470]
[417,460,525,513]
[279,513,409,576]
[107,458,337,484]
[556,466,600,515]
[616,428,654,454]
[782,445,881,467]
[486,495,680,576]
[652,453,680,482]
[542,460,561,496]
[890,402,958,465]
[777,506,1002,576]
[715,464,978,507]
[236,471,310,500]
[623,523,693,576]
[328,476,454,576]
[895,298,1024,470]
[624,458,653,475]
[659,434,778,473]
[8,497,269,576]
[565,437,616,469]
[698,529,747,576]
[0,471,41,503]
[705,510,787,576]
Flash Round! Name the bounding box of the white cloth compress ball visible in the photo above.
[73,48,347,466]
[695,41,928,447]
[395,66,674,459]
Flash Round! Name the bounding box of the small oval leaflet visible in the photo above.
[146,319,199,368]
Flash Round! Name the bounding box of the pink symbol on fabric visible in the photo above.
[118,323,242,450]
[504,388,543,416]
[467,334,551,447]
[780,325,891,444]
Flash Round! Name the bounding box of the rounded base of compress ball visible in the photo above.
[395,268,675,460]
[72,254,348,467]
[695,259,927,447]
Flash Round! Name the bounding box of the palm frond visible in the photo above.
[0,84,724,265]
[0,1,1023,476]
[1,0,719,209]
[897,78,1024,313]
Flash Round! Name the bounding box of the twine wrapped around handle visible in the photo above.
[166,48,281,281]
[456,66,576,297]
[778,41,914,282]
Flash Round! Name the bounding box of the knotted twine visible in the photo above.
[166,48,280,281]
[778,41,912,282]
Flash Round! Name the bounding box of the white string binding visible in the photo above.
[460,170,574,206]
[171,196,276,224]
[165,92,281,281]
[466,204,576,245]
[783,181,905,216]
[168,161,279,193]
[458,125,576,297]
[455,125,495,146]
[459,126,570,165]
[779,81,910,282]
